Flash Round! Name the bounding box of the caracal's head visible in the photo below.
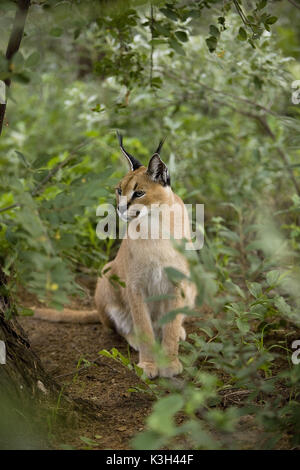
[115,132,172,222]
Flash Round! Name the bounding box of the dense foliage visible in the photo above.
[0,0,299,449]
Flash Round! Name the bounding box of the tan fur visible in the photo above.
[95,165,196,378]
[34,308,99,323]
[34,159,196,378]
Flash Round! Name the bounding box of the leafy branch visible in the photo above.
[211,98,300,196]
[0,140,90,214]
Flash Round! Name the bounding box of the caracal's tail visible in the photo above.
[33,308,100,324]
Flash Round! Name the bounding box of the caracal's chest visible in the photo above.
[127,238,187,297]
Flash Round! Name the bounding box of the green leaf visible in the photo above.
[13,73,30,84]
[237,27,247,41]
[132,430,167,451]
[266,16,278,25]
[248,38,256,49]
[266,270,281,287]
[109,274,126,288]
[18,306,34,317]
[219,229,240,242]
[160,8,178,21]
[145,294,174,302]
[26,51,40,68]
[274,296,291,316]
[159,306,194,325]
[247,282,262,298]
[175,30,188,42]
[91,104,105,113]
[257,0,267,10]
[79,436,98,447]
[50,27,63,37]
[209,25,220,38]
[169,38,185,55]
[164,266,186,282]
[226,281,246,299]
[206,408,239,432]
[15,151,30,168]
[151,76,163,89]
[98,349,112,358]
[236,318,250,334]
[147,394,184,436]
[206,36,218,52]
[12,51,24,71]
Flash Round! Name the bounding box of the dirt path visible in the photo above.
[19,313,159,449]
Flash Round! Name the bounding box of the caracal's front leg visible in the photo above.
[128,289,158,379]
[160,310,184,378]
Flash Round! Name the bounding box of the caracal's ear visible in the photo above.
[116,131,142,171]
[147,137,170,186]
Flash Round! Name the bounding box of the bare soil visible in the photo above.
[19,314,152,449]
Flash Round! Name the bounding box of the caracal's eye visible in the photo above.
[133,190,145,198]
[117,188,122,195]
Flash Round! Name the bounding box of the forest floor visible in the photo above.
[19,310,204,450]
[19,314,151,450]
[18,277,292,450]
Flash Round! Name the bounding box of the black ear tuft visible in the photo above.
[147,154,170,186]
[154,136,167,156]
[116,131,142,171]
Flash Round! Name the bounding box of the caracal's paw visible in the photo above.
[159,358,183,378]
[137,361,158,379]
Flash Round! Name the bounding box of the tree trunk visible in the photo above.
[0,0,31,135]
[0,266,59,449]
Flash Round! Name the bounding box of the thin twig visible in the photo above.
[233,0,256,36]
[0,203,20,214]
[222,390,250,397]
[287,0,300,10]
